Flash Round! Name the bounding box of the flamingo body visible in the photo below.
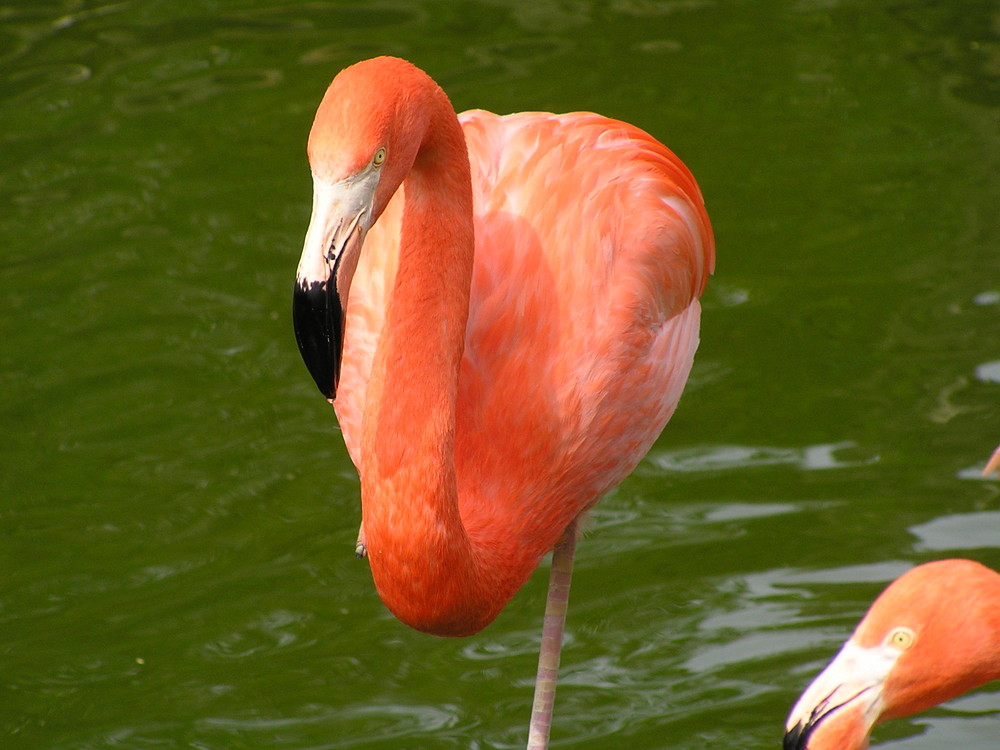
[334,108,711,633]
[785,559,1000,750]
[292,57,713,745]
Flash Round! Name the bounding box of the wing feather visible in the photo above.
[334,109,714,556]
[455,110,714,550]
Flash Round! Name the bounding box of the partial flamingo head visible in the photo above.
[307,56,441,215]
[784,559,1000,750]
[292,57,449,398]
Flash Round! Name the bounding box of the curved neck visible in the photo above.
[358,93,494,636]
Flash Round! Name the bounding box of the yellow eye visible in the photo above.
[372,147,386,167]
[888,628,915,650]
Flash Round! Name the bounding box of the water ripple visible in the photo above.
[460,627,560,661]
[7,62,92,94]
[202,609,314,659]
[642,440,880,474]
[910,511,1000,552]
[197,701,465,749]
[975,359,1000,383]
[115,69,283,114]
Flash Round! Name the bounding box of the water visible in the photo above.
[2,1,998,748]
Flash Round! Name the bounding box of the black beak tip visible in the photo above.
[292,280,342,400]
[783,721,809,750]
[314,368,337,401]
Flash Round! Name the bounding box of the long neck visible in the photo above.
[358,95,495,637]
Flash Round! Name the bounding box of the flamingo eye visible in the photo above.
[372,147,386,167]
[888,627,915,650]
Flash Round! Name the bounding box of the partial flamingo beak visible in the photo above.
[293,173,375,399]
[784,640,899,750]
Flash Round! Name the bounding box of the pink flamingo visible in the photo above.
[984,445,1000,477]
[292,56,714,748]
[785,559,1000,749]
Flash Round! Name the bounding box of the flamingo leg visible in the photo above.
[526,519,578,750]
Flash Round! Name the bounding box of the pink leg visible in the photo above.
[526,520,578,750]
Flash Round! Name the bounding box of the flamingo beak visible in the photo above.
[293,174,374,400]
[784,641,897,750]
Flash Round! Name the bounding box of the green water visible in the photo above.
[2,1,999,748]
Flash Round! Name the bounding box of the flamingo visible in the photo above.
[984,444,1000,477]
[291,56,714,748]
[784,559,1000,750]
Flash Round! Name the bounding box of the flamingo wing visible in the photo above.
[454,110,714,560]
[332,109,713,567]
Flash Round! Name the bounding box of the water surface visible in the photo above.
[2,2,999,748]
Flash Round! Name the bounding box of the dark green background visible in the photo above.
[2,2,999,748]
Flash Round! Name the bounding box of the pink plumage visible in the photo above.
[292,56,714,749]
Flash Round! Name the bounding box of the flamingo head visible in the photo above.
[292,56,436,399]
[783,559,1000,750]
